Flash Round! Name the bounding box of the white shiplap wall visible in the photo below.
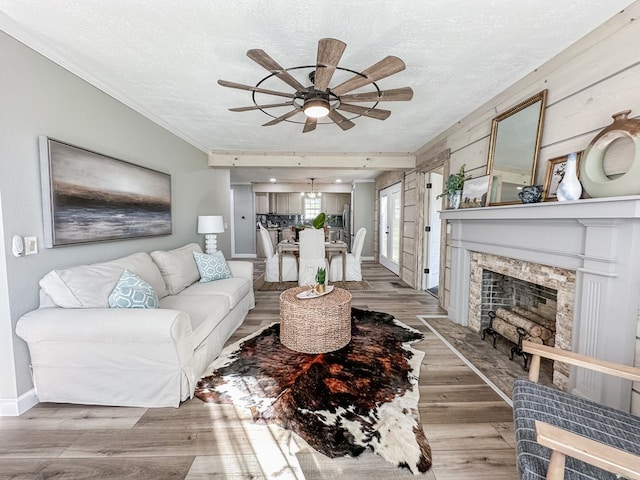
[412,3,640,412]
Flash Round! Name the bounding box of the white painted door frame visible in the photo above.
[423,171,443,290]
[379,183,401,275]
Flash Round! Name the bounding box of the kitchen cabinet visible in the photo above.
[255,193,269,214]
[288,193,302,214]
[273,193,303,214]
[322,193,350,215]
[275,193,289,213]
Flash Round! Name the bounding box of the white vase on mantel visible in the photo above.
[449,190,462,209]
[556,152,582,201]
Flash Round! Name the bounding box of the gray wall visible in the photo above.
[231,184,256,256]
[0,31,231,413]
[352,182,375,258]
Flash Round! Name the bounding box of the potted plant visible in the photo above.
[312,212,326,229]
[437,164,468,209]
[312,211,330,240]
[315,267,326,293]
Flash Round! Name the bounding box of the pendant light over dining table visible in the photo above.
[302,178,322,199]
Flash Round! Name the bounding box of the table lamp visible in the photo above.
[197,215,224,254]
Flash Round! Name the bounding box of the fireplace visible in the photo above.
[441,197,640,413]
[470,252,573,388]
[480,269,559,335]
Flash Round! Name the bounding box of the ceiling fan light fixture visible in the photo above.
[220,38,413,131]
[303,93,330,118]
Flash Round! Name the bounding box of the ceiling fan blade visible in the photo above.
[229,101,294,112]
[331,56,407,96]
[337,103,391,120]
[262,109,300,126]
[247,49,306,92]
[328,110,355,131]
[314,38,347,92]
[303,117,317,133]
[218,79,296,99]
[339,87,414,103]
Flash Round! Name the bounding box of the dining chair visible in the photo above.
[329,227,366,282]
[258,223,297,282]
[298,228,329,286]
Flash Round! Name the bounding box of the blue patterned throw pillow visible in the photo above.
[193,251,232,282]
[108,269,159,309]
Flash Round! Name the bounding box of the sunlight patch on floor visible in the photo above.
[417,315,513,407]
[187,403,305,479]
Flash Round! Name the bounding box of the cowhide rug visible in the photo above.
[195,308,432,474]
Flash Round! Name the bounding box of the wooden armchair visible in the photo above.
[513,341,640,480]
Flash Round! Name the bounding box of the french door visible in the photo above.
[379,183,401,274]
[423,171,443,293]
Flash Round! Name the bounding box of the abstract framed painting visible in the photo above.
[39,137,172,247]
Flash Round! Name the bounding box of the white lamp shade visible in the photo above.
[197,215,225,234]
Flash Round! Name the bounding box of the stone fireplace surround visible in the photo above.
[441,196,640,412]
[470,251,575,390]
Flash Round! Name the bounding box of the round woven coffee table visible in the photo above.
[279,286,352,354]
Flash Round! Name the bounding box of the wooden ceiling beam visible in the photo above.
[208,152,416,170]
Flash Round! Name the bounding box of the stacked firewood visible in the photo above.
[491,306,556,346]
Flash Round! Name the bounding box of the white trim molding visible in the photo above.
[0,389,38,416]
[441,195,640,413]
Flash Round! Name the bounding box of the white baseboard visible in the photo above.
[232,254,257,259]
[362,256,374,261]
[0,389,38,416]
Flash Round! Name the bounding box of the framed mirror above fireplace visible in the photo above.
[486,90,547,205]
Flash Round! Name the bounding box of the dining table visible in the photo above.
[277,240,348,283]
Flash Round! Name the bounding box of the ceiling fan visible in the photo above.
[218,38,414,133]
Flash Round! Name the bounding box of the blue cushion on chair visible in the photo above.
[193,251,232,282]
[513,378,640,479]
[108,269,159,309]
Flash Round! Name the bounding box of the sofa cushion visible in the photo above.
[159,294,230,349]
[150,243,202,295]
[40,252,167,308]
[109,253,168,299]
[513,378,640,480]
[178,276,250,310]
[193,251,232,282]
[108,270,159,309]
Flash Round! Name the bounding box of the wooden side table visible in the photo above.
[279,286,352,353]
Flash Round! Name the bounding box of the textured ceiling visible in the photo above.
[0,1,633,184]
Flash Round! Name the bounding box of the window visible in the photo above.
[304,197,322,220]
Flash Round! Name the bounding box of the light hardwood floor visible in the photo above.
[0,262,518,479]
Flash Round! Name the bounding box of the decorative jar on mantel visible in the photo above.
[449,190,462,209]
[580,109,640,198]
[518,185,543,204]
[556,152,582,202]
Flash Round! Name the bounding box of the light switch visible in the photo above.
[24,236,38,255]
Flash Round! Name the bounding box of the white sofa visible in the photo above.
[16,243,254,408]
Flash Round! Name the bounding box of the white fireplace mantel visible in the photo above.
[440,196,640,411]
